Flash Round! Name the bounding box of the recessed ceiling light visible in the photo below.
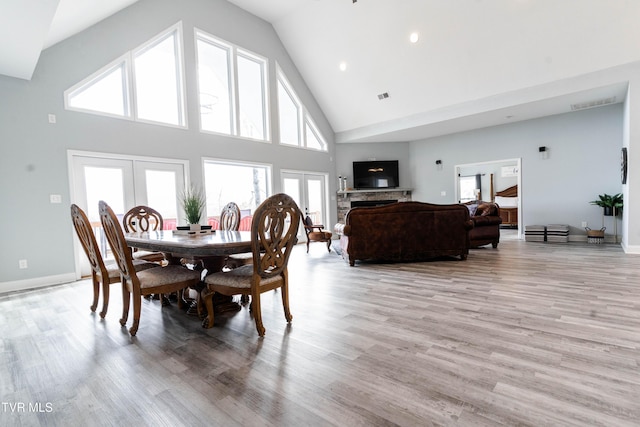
[339,62,347,71]
[409,32,419,43]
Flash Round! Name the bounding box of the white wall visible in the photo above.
[0,0,335,289]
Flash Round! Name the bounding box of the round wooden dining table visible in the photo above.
[125,229,253,272]
[125,229,254,315]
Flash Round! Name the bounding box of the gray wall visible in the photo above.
[334,142,411,191]
[410,104,624,237]
[0,0,335,289]
[330,105,623,242]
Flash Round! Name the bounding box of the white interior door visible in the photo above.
[70,152,188,277]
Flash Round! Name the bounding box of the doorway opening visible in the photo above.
[455,158,522,239]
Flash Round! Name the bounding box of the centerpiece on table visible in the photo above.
[177,185,212,234]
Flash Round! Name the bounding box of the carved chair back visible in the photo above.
[123,205,163,232]
[251,193,301,279]
[219,202,241,231]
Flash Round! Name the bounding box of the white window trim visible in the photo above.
[64,53,133,121]
[132,22,187,129]
[277,66,302,146]
[304,116,328,151]
[64,22,187,130]
[195,31,235,136]
[276,62,327,152]
[237,48,270,142]
[195,29,270,143]
[202,157,273,205]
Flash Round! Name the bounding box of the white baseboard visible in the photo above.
[0,273,77,295]
[622,243,640,254]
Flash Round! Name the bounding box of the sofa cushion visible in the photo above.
[471,215,502,226]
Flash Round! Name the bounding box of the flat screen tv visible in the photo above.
[353,160,399,189]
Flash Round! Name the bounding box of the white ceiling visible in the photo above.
[0,0,137,80]
[2,0,639,143]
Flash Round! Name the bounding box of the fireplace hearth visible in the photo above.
[351,200,396,208]
[337,189,412,223]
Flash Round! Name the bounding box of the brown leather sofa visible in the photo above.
[336,202,474,266]
[464,201,502,248]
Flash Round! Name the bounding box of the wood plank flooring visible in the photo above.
[2,236,640,426]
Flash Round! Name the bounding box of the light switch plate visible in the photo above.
[50,194,62,204]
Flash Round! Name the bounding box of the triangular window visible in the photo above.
[66,60,129,118]
[65,23,186,128]
[276,64,327,151]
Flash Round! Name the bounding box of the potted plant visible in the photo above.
[590,193,623,216]
[180,185,206,229]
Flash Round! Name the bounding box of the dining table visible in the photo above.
[124,229,254,316]
[125,229,253,271]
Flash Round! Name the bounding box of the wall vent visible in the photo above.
[377,92,389,100]
[570,96,616,111]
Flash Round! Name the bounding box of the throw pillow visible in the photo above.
[477,203,493,216]
[466,203,478,216]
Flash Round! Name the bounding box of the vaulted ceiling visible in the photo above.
[2,0,639,143]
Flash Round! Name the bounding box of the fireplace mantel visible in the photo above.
[337,188,412,197]
[336,188,412,223]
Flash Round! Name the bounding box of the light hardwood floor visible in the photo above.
[1,237,640,426]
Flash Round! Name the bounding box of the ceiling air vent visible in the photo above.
[570,96,616,111]
[377,92,390,100]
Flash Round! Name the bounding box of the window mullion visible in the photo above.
[262,61,270,141]
[299,106,305,147]
[174,29,186,127]
[231,48,240,136]
[126,53,137,119]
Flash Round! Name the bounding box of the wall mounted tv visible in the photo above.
[353,160,399,189]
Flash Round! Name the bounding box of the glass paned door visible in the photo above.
[281,171,329,240]
[71,153,187,277]
[135,162,186,230]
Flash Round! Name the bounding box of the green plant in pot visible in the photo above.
[590,193,623,216]
[180,185,206,227]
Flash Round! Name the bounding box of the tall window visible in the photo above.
[196,30,269,141]
[133,29,185,126]
[237,52,267,140]
[278,74,300,146]
[65,23,186,128]
[203,159,271,225]
[276,64,327,151]
[196,35,232,134]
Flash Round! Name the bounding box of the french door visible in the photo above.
[69,151,188,276]
[281,171,329,240]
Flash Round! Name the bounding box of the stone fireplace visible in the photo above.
[337,188,412,223]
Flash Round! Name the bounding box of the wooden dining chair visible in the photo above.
[99,200,202,336]
[219,202,241,231]
[201,193,301,336]
[70,204,158,318]
[122,205,166,263]
[221,202,253,271]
